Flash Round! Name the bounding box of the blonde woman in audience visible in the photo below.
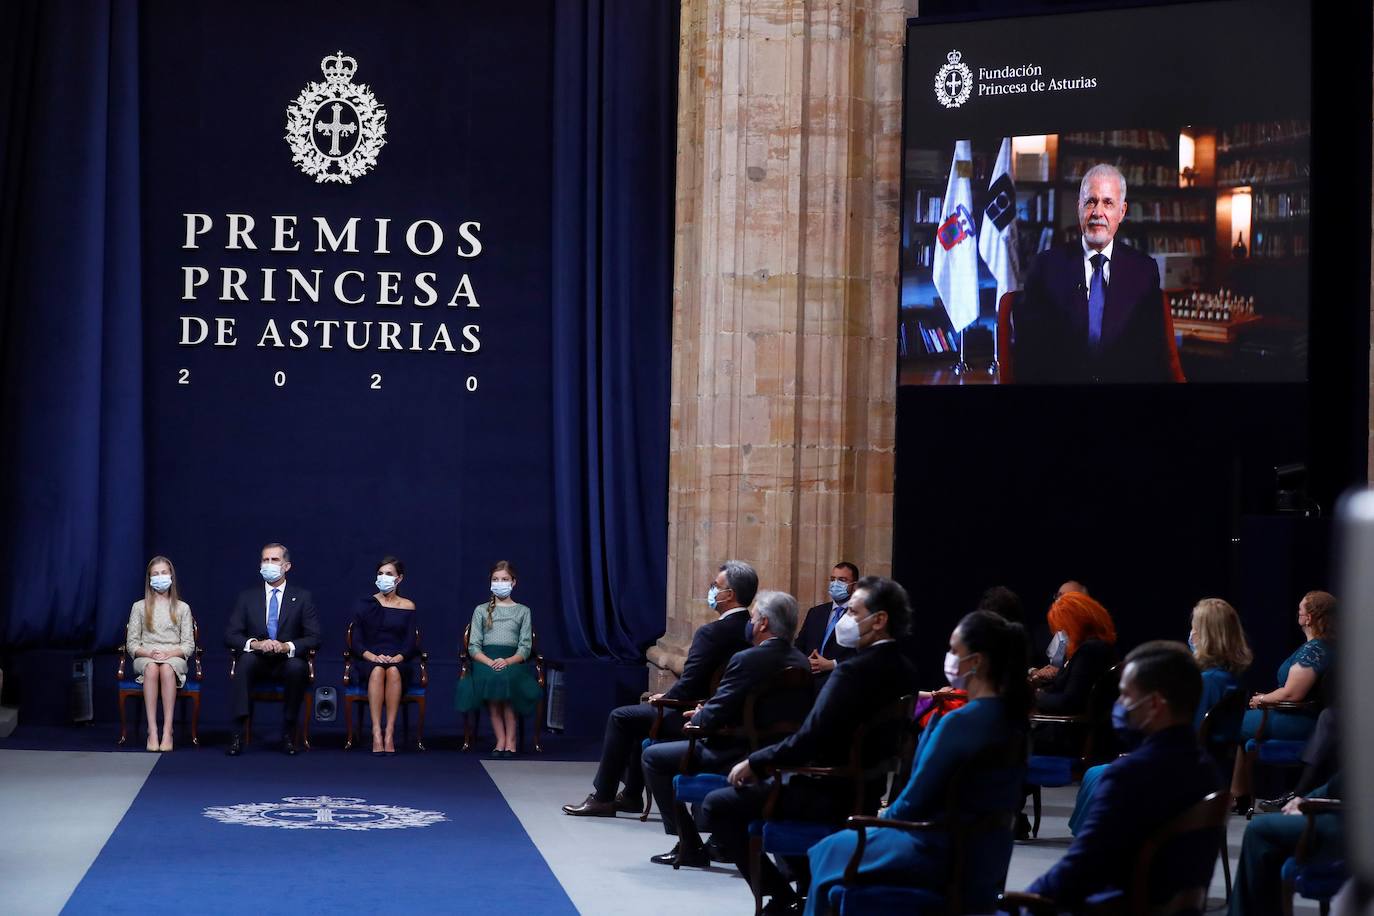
[126,556,195,751]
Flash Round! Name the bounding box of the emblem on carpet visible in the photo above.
[203,795,447,830]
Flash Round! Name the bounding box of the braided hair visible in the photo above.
[486,560,516,630]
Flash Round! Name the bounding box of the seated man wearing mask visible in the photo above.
[642,590,813,868]
[700,576,919,913]
[563,561,756,817]
[1014,641,1219,907]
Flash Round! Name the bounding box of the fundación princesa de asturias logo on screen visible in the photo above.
[934,48,1098,108]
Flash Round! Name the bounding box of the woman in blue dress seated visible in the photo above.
[1068,596,1252,834]
[455,560,542,758]
[1230,590,1335,806]
[803,610,1030,915]
[352,556,418,755]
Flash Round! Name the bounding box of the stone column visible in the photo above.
[648,0,907,688]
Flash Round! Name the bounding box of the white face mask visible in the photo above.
[491,580,514,599]
[375,574,397,594]
[260,563,284,583]
[943,651,976,691]
[834,612,863,648]
[150,574,172,593]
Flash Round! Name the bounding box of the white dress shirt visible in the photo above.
[1082,237,1114,289]
[246,580,295,657]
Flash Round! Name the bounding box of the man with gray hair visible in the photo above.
[1014,162,1173,384]
[563,560,756,817]
[641,590,813,867]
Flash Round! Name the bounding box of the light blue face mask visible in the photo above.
[1048,630,1068,668]
[707,585,719,611]
[1187,634,1196,654]
[260,563,283,583]
[150,574,172,593]
[376,574,397,594]
[490,580,513,599]
[828,580,850,604]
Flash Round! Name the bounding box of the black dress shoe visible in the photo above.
[563,794,618,817]
[761,896,803,915]
[704,836,730,864]
[614,791,644,813]
[1256,792,1295,813]
[650,842,710,868]
[225,733,243,757]
[281,735,298,756]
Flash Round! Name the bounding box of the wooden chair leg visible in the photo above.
[344,696,356,750]
[462,709,475,752]
[189,692,200,747]
[1032,785,1043,839]
[534,696,545,753]
[117,692,130,745]
[750,835,765,916]
[302,693,313,750]
[415,697,426,751]
[1281,878,1296,916]
[1221,833,1232,900]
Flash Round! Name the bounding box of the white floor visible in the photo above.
[0,750,158,916]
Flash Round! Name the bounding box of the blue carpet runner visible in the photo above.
[63,748,577,914]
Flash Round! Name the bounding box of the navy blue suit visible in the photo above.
[1027,724,1219,905]
[1015,239,1171,384]
[795,601,856,690]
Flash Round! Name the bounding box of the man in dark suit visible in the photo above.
[562,560,757,817]
[1022,641,1219,905]
[794,562,858,689]
[700,576,920,912]
[642,589,813,867]
[223,542,321,756]
[1015,164,1172,384]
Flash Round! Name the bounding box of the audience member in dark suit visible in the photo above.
[795,562,859,689]
[224,542,321,756]
[805,610,1031,915]
[1229,772,1343,916]
[643,590,812,867]
[700,576,919,913]
[562,560,756,817]
[1015,164,1172,384]
[1021,642,1219,906]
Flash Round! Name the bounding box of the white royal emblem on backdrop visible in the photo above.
[285,52,388,184]
[934,50,974,109]
[203,796,446,830]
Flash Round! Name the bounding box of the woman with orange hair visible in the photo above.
[1033,591,1118,718]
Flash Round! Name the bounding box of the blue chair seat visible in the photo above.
[827,884,944,914]
[673,773,729,806]
[250,683,289,696]
[1281,857,1347,901]
[405,686,425,697]
[754,820,837,857]
[1026,755,1074,786]
[120,679,199,692]
[1245,738,1305,766]
[346,684,424,697]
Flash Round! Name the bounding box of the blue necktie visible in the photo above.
[1087,252,1106,348]
[267,588,280,639]
[822,605,846,651]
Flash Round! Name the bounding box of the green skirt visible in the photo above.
[455,644,541,715]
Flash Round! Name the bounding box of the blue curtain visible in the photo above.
[550,0,678,658]
[0,0,145,649]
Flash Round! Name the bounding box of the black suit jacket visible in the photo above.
[662,608,752,702]
[1016,239,1170,384]
[795,602,857,664]
[224,583,322,653]
[692,637,812,762]
[748,641,918,779]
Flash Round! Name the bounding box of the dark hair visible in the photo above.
[261,542,290,563]
[853,576,913,638]
[977,586,1024,624]
[486,560,517,630]
[719,560,759,608]
[378,555,406,578]
[1302,590,1336,640]
[834,561,860,580]
[956,610,1031,723]
[1123,640,1203,721]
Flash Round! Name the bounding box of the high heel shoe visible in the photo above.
[160,736,174,752]
[146,736,160,752]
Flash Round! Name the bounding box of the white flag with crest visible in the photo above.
[978,137,1022,303]
[932,139,980,332]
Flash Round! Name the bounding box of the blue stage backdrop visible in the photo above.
[0,0,677,701]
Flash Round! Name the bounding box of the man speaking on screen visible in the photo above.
[1014,163,1173,384]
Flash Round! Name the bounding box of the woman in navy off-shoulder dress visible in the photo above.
[353,556,419,755]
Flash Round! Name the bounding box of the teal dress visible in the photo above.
[1239,638,1331,742]
[804,698,1024,915]
[454,601,541,715]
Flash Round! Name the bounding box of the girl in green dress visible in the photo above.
[455,561,542,757]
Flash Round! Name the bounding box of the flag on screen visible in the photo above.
[978,137,1022,303]
[932,139,980,332]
